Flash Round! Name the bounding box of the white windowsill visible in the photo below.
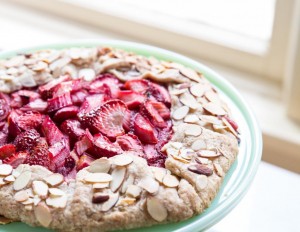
[0,0,299,173]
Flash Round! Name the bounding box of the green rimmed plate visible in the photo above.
[0,40,262,232]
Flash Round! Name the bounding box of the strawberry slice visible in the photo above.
[76,154,94,171]
[10,93,23,108]
[124,79,149,94]
[149,82,171,107]
[116,134,143,152]
[24,138,53,171]
[88,133,122,158]
[89,74,120,98]
[133,113,158,144]
[53,106,79,122]
[117,90,145,109]
[148,101,170,119]
[17,111,44,131]
[47,92,73,113]
[41,116,65,146]
[78,94,107,115]
[142,101,166,128]
[4,151,28,168]
[0,144,16,160]
[14,129,40,151]
[87,100,129,138]
[39,75,70,99]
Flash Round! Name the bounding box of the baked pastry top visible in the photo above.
[0,47,239,231]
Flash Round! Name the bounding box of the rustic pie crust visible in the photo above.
[0,47,239,231]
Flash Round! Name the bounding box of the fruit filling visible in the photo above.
[0,74,173,177]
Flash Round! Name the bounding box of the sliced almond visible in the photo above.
[191,140,207,151]
[32,181,49,199]
[21,198,34,205]
[169,142,183,150]
[78,68,95,81]
[84,172,112,183]
[49,188,65,197]
[14,190,29,202]
[172,106,189,120]
[101,193,119,212]
[113,155,133,167]
[92,193,109,204]
[126,185,142,198]
[93,182,109,190]
[34,203,52,227]
[195,157,210,165]
[162,174,179,188]
[198,149,220,158]
[179,92,199,110]
[147,197,168,222]
[0,178,6,186]
[12,170,20,178]
[188,164,213,176]
[14,171,31,191]
[196,175,208,190]
[110,167,126,192]
[138,177,159,194]
[170,153,190,164]
[46,195,67,208]
[214,163,224,177]
[222,117,239,137]
[0,164,13,176]
[43,173,64,187]
[88,158,111,173]
[154,168,167,183]
[166,147,179,157]
[179,66,202,83]
[33,195,41,206]
[24,205,33,211]
[205,90,221,103]
[184,124,202,136]
[184,114,199,123]
[203,102,227,116]
[170,88,187,95]
[190,83,206,97]
[4,175,15,183]
[121,174,134,194]
[199,115,221,124]
[117,197,136,206]
[26,188,34,198]
[180,149,194,160]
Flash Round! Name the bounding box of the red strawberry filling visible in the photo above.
[0,73,173,177]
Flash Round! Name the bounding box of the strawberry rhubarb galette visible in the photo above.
[0,47,239,231]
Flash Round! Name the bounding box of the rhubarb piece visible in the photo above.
[89,74,120,98]
[53,106,79,122]
[49,141,70,171]
[86,100,129,138]
[89,133,122,158]
[143,145,165,167]
[52,79,82,97]
[76,154,94,171]
[14,129,40,151]
[0,99,10,121]
[71,90,88,105]
[74,130,93,156]
[41,116,65,146]
[117,90,145,109]
[21,99,48,112]
[124,79,149,94]
[4,151,28,168]
[39,75,70,99]
[47,92,73,113]
[133,113,157,144]
[0,144,16,160]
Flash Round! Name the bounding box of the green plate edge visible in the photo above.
[0,40,262,232]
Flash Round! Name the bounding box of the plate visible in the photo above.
[0,40,262,232]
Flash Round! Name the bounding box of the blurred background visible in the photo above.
[0,0,299,231]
